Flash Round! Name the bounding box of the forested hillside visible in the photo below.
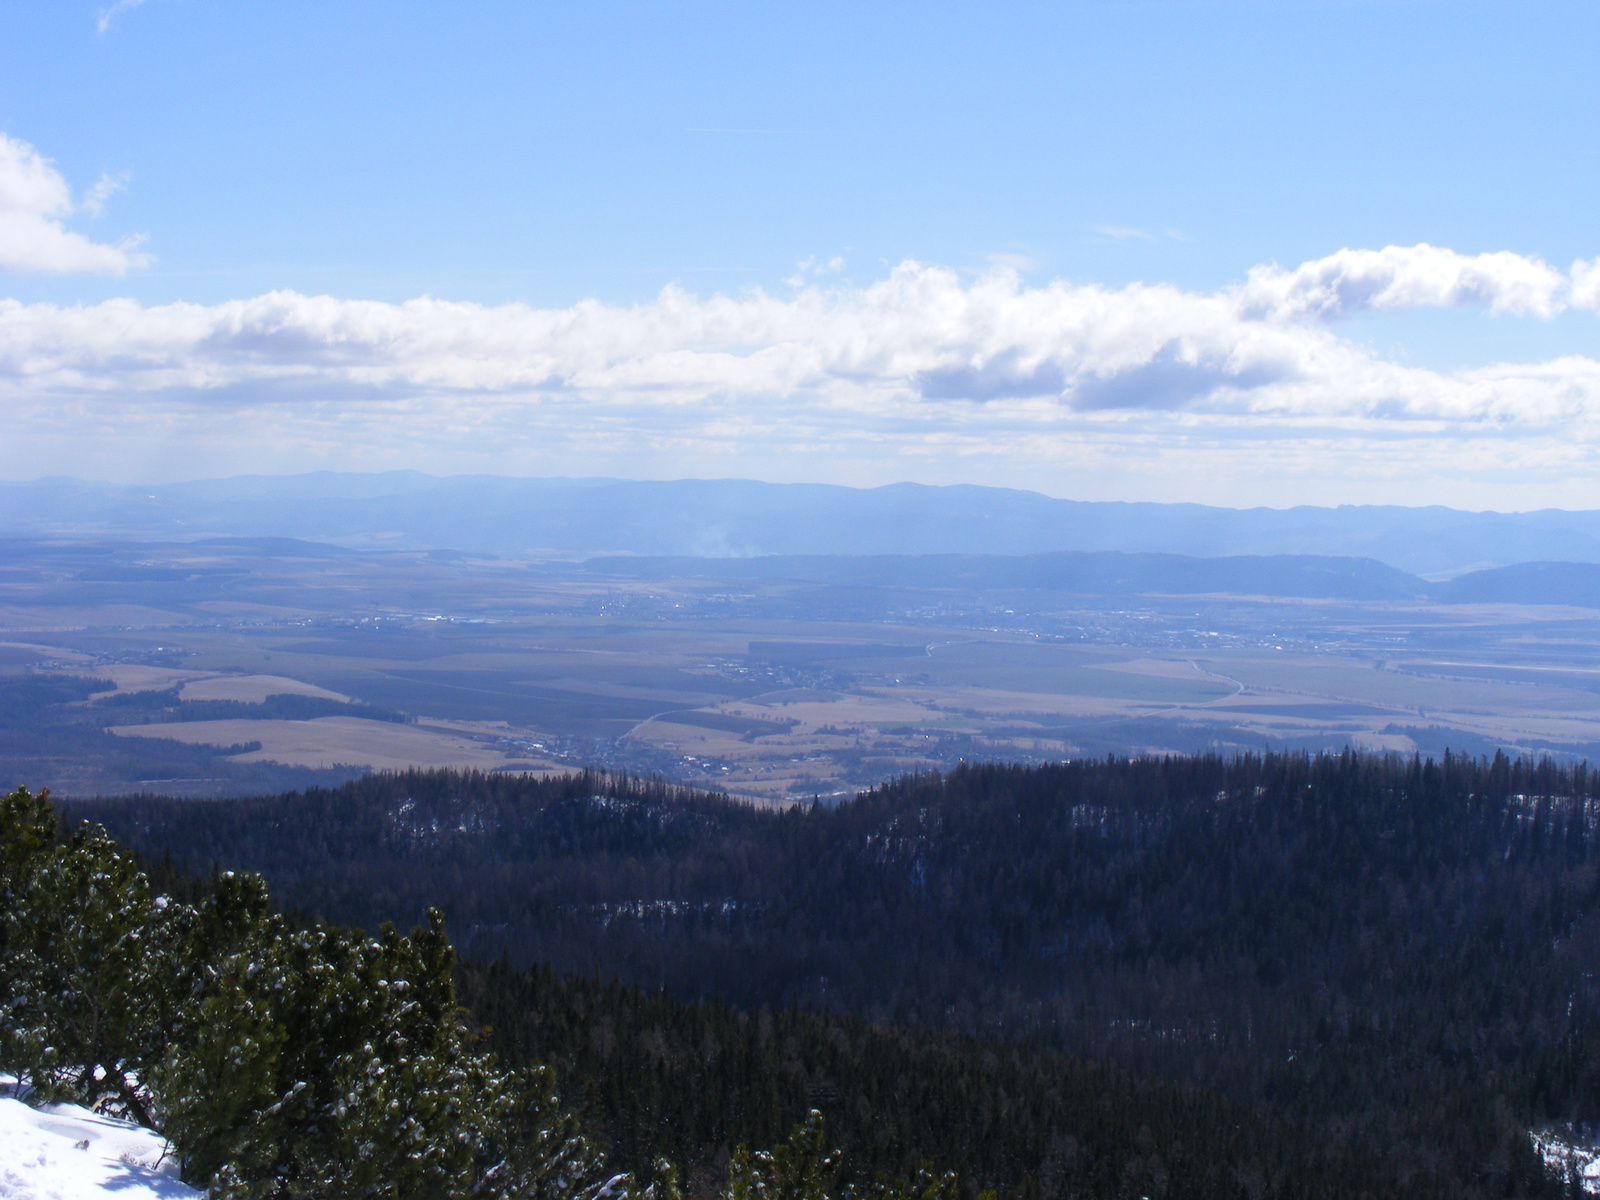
[8,781,1477,1200]
[457,960,1456,1199]
[74,752,1600,1196]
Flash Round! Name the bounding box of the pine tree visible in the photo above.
[728,1110,843,1200]
[147,869,293,1191]
[497,1062,614,1200]
[727,1111,968,1200]
[0,785,167,1124]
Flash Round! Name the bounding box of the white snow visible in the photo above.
[0,1078,198,1200]
[1533,1128,1600,1194]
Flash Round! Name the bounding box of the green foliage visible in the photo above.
[1,786,165,1123]
[728,1111,840,1200]
[497,1062,613,1200]
[0,781,56,899]
[147,869,291,1188]
[252,914,524,1200]
[0,785,608,1199]
[727,1113,960,1200]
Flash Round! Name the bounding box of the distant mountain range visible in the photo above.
[3,530,1596,610]
[567,551,1600,607]
[565,550,1428,602]
[6,472,1600,579]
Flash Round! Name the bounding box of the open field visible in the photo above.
[3,538,1600,797]
[177,674,350,703]
[110,715,559,772]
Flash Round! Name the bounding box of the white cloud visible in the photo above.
[1,245,1598,504]
[0,134,149,274]
[1571,258,1600,312]
[784,255,845,287]
[1,254,1591,419]
[80,171,129,218]
[1238,243,1570,321]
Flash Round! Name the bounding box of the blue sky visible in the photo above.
[0,1,1597,507]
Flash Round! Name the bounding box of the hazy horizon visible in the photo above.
[5,469,1600,518]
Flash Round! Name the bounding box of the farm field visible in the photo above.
[3,538,1600,798]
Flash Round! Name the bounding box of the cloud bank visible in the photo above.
[0,242,1597,504]
[2,245,1595,415]
[0,134,148,274]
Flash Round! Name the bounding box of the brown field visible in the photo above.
[6,539,1600,797]
[177,674,350,703]
[73,665,218,700]
[110,715,560,773]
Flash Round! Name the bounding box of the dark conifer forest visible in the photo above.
[64,751,1600,1197]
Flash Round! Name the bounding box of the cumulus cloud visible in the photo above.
[2,253,1593,421]
[0,134,149,274]
[1,244,1599,503]
[1237,243,1572,321]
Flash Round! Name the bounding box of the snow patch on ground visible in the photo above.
[0,1079,198,1200]
[1533,1128,1600,1194]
